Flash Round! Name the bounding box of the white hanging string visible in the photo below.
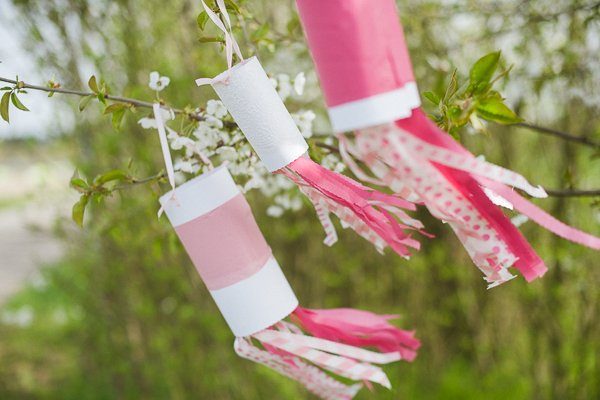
[153,103,177,217]
[196,0,244,86]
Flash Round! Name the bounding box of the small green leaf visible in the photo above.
[476,97,522,124]
[0,86,11,91]
[79,95,94,111]
[469,51,501,90]
[251,23,270,42]
[10,92,29,111]
[72,194,89,227]
[197,11,209,30]
[97,92,106,104]
[70,179,89,193]
[1,92,10,122]
[423,91,441,105]
[94,169,128,185]
[48,92,55,98]
[111,108,126,130]
[88,75,99,93]
[103,103,126,114]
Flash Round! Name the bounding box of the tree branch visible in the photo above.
[515,122,600,149]
[3,77,599,198]
[544,188,600,198]
[0,76,211,123]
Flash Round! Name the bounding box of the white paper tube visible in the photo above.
[210,57,309,172]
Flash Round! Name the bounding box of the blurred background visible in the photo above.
[0,0,599,398]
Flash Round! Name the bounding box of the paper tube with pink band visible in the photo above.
[296,0,600,287]
[160,165,420,399]
[196,3,428,259]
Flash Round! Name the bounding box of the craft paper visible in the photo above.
[160,164,420,399]
[196,0,427,258]
[296,0,600,286]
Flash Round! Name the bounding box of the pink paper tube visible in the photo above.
[296,0,600,287]
[296,0,420,131]
[160,165,298,337]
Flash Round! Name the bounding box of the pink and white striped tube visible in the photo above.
[296,0,600,287]
[195,56,426,258]
[160,164,298,336]
[160,165,420,398]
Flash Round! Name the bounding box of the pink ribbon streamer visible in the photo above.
[281,156,423,257]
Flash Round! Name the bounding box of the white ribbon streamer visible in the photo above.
[153,103,176,216]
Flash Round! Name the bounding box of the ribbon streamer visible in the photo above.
[153,103,177,216]
[295,0,600,286]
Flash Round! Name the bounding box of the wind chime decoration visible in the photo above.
[295,0,600,287]
[194,0,426,258]
[159,164,420,400]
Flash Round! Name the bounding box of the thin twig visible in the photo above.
[544,188,600,198]
[3,77,598,198]
[515,122,600,149]
[0,76,215,123]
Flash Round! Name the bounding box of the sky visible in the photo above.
[0,2,73,139]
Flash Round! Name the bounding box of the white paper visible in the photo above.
[328,82,421,132]
[211,57,308,172]
[210,256,298,337]
[159,164,239,227]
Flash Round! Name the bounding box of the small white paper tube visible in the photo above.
[210,57,309,172]
[160,165,298,337]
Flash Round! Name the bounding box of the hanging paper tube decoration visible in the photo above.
[295,0,600,287]
[194,0,425,258]
[159,164,420,399]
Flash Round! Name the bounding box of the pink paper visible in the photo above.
[296,0,415,106]
[174,193,272,290]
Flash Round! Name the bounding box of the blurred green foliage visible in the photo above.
[1,0,599,399]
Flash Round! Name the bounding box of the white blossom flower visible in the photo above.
[293,72,306,95]
[149,71,170,91]
[269,77,278,88]
[216,146,238,161]
[206,99,228,119]
[321,153,346,173]
[267,205,284,217]
[293,110,316,138]
[174,159,199,174]
[276,73,292,101]
[137,108,174,129]
[170,136,196,151]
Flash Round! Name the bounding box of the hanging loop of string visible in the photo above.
[153,103,177,217]
[199,0,244,73]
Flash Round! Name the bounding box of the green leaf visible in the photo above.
[111,108,126,130]
[48,92,55,98]
[469,51,501,91]
[10,92,29,111]
[197,11,209,30]
[0,92,10,122]
[476,97,522,124]
[72,194,89,227]
[94,169,128,185]
[251,23,270,42]
[103,103,126,114]
[79,95,94,111]
[0,86,11,91]
[423,91,441,105]
[88,75,99,93]
[97,92,106,105]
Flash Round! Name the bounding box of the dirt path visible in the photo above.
[0,149,74,304]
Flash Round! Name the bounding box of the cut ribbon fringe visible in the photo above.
[235,307,420,399]
[280,155,425,257]
[344,110,600,287]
